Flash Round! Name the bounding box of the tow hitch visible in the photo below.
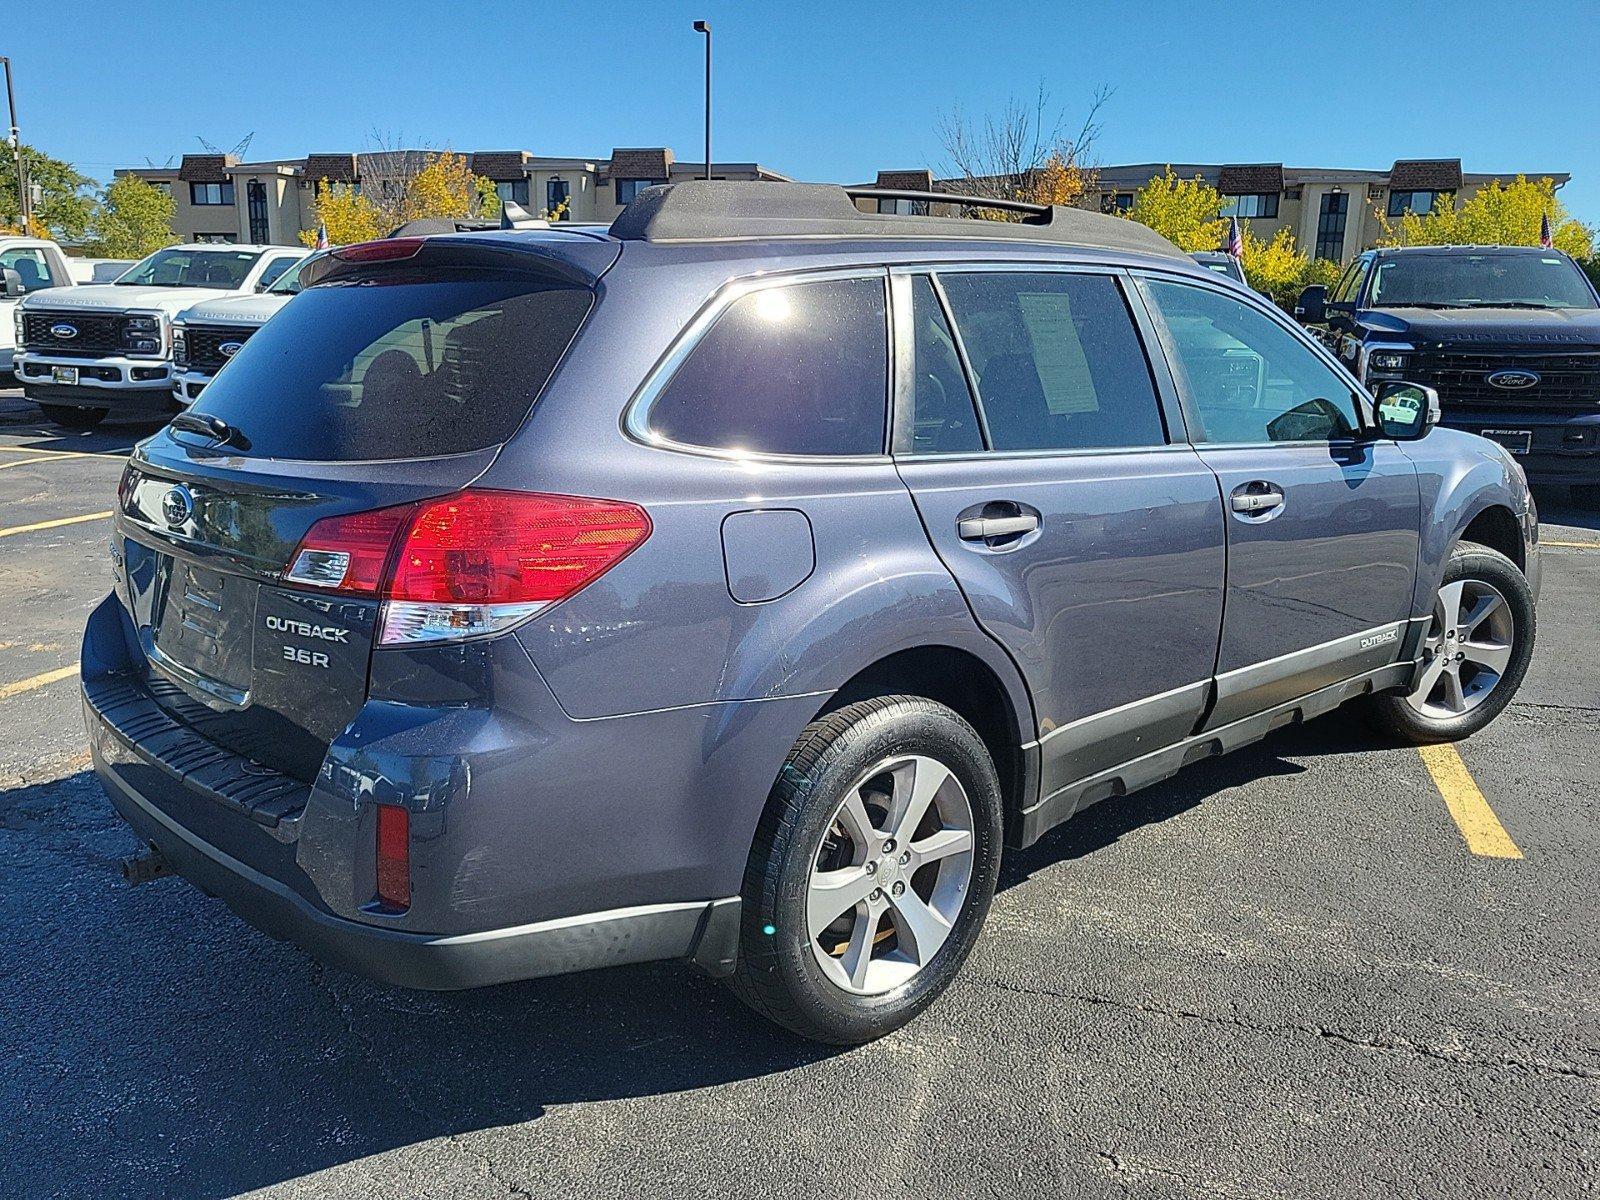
[121,847,173,886]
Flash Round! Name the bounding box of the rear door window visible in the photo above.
[187,268,593,460]
[905,276,984,453]
[643,276,888,456]
[937,271,1167,451]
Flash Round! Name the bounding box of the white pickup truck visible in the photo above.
[1,236,78,381]
[170,251,323,403]
[13,242,309,429]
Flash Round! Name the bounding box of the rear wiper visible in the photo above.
[170,411,249,449]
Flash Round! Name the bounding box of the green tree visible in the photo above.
[84,175,179,258]
[1122,168,1227,252]
[0,144,95,240]
[1377,175,1594,259]
[1239,226,1309,307]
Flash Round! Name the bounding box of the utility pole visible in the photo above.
[0,57,30,232]
[693,21,711,181]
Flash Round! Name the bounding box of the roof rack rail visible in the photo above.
[845,188,1051,220]
[608,180,1183,258]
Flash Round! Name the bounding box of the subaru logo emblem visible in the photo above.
[218,341,243,358]
[1486,369,1540,390]
[49,322,78,340]
[160,484,194,528]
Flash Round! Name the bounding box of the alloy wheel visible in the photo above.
[1405,578,1516,719]
[806,754,975,996]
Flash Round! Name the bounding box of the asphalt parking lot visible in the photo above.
[0,389,1596,1200]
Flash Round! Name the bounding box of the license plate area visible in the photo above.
[148,557,259,709]
[1481,428,1532,455]
[51,365,79,385]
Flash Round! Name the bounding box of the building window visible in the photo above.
[1387,190,1440,217]
[1315,192,1348,261]
[189,181,236,206]
[546,178,570,218]
[876,198,928,216]
[1099,192,1134,213]
[495,179,531,207]
[616,178,666,205]
[1220,193,1279,219]
[247,180,270,243]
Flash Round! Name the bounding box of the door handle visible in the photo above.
[1229,484,1284,515]
[958,513,1039,540]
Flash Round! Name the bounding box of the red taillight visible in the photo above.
[285,504,413,594]
[332,237,425,263]
[374,803,410,910]
[283,490,651,644]
[389,490,652,605]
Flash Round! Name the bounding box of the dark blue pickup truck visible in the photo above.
[1297,245,1600,502]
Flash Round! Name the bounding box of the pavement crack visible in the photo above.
[982,980,1600,1081]
[1095,1150,1254,1197]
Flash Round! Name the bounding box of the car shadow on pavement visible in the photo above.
[1532,483,1600,534]
[3,709,1397,1199]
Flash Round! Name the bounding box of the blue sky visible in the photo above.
[9,0,1599,222]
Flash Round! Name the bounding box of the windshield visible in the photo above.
[116,247,263,289]
[266,252,324,295]
[1368,253,1597,310]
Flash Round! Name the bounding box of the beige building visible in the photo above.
[122,147,790,244]
[859,159,1570,264]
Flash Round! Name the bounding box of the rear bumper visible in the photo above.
[94,739,738,989]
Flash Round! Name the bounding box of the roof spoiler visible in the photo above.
[608,180,1184,258]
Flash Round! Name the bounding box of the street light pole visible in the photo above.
[693,21,711,182]
[0,57,30,232]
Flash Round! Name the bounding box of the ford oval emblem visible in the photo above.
[160,484,194,528]
[1486,369,1540,390]
[218,341,243,357]
[49,322,78,340]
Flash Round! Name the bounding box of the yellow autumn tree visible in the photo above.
[1377,175,1594,259]
[299,180,381,247]
[300,150,499,246]
[1240,226,1309,307]
[1122,168,1227,252]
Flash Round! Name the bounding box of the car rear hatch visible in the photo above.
[110,233,616,785]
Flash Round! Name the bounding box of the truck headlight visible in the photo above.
[1369,351,1408,372]
[171,325,188,368]
[120,312,165,357]
[12,307,22,348]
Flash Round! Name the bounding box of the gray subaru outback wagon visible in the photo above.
[84,182,1539,1044]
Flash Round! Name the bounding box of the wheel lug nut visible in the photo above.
[899,851,911,865]
[865,861,877,874]
[870,888,883,901]
[883,839,896,853]
[891,881,905,896]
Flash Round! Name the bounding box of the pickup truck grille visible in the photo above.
[1406,349,1600,410]
[22,309,124,357]
[183,323,259,374]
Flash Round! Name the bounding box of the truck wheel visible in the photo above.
[1366,542,1535,744]
[39,405,108,431]
[730,696,1002,1044]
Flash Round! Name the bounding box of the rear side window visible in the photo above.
[188,269,592,461]
[906,276,984,453]
[644,276,888,456]
[938,271,1166,451]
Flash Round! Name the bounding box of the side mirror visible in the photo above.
[1293,285,1326,324]
[1,268,22,299]
[1372,381,1440,441]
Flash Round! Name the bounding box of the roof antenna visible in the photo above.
[500,200,540,230]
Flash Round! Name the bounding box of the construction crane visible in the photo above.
[196,132,254,159]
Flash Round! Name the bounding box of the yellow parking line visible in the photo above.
[0,663,79,702]
[0,511,113,539]
[0,445,131,458]
[1418,744,1523,859]
[0,452,98,471]
[1541,540,1598,549]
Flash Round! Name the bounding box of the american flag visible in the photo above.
[1539,211,1554,250]
[314,220,330,251]
[1225,215,1243,259]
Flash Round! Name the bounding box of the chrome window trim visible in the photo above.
[621,265,895,465]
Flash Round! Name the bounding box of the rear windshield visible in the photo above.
[117,248,263,289]
[186,268,593,460]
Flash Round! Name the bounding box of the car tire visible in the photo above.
[730,696,1003,1044]
[39,404,109,431]
[1366,541,1535,744]
[1571,484,1600,510]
